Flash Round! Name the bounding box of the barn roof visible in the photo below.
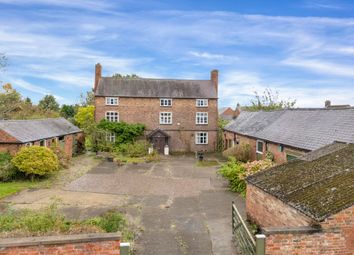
[95,77,217,99]
[247,144,354,221]
[224,108,354,151]
[0,118,81,143]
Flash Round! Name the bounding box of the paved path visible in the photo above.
[66,156,245,255]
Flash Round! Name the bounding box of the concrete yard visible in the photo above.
[3,155,245,255]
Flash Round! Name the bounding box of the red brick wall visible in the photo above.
[0,240,120,255]
[265,231,349,255]
[64,134,74,159]
[0,144,21,155]
[246,184,312,227]
[0,130,19,143]
[95,97,218,152]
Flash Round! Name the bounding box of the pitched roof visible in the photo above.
[247,144,354,221]
[0,118,81,143]
[95,77,217,99]
[224,108,354,151]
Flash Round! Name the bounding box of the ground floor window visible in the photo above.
[25,142,33,146]
[256,140,264,154]
[106,111,119,122]
[196,132,208,144]
[106,132,116,143]
[39,140,46,147]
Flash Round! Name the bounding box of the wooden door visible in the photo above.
[152,137,165,154]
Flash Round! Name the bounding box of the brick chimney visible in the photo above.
[94,63,102,92]
[325,100,331,108]
[210,69,218,93]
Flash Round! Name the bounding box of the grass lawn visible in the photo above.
[0,179,53,200]
[196,160,219,167]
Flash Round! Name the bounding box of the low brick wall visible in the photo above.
[263,226,350,255]
[0,233,120,255]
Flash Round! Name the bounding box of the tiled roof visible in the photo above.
[0,118,81,143]
[224,108,354,151]
[95,77,217,99]
[247,144,354,221]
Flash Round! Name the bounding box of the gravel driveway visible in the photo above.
[66,155,245,255]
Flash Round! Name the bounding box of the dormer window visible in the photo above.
[106,97,119,105]
[196,99,208,107]
[160,98,172,107]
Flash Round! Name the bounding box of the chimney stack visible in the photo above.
[94,63,102,92]
[325,100,331,108]
[210,69,218,93]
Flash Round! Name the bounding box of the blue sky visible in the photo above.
[0,0,354,107]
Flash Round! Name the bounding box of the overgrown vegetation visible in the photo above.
[244,88,296,111]
[196,160,219,167]
[0,203,133,240]
[217,119,229,152]
[11,146,59,179]
[0,152,19,181]
[222,143,251,162]
[218,157,274,196]
[97,120,145,144]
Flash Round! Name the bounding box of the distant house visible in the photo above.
[218,104,241,121]
[0,118,83,158]
[246,143,354,254]
[93,63,218,153]
[223,108,354,163]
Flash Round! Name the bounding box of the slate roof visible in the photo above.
[95,77,217,99]
[224,108,354,151]
[247,144,354,221]
[0,118,81,143]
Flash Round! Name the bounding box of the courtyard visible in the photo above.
[2,154,245,255]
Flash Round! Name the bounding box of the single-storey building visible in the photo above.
[246,143,354,254]
[223,108,354,163]
[0,118,83,158]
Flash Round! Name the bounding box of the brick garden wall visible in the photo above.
[0,233,121,255]
[95,97,218,152]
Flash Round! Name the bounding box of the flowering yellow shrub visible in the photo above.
[12,146,59,177]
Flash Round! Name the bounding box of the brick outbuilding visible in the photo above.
[246,143,354,254]
[0,118,83,158]
[223,108,354,163]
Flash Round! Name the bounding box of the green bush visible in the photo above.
[218,157,247,195]
[222,143,251,163]
[115,140,149,157]
[0,153,20,181]
[97,119,145,144]
[11,146,59,178]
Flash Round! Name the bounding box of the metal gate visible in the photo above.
[232,202,256,255]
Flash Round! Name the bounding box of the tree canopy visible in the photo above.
[245,89,296,111]
[38,95,60,112]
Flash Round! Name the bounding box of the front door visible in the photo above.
[152,137,165,154]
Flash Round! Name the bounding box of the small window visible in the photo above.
[106,132,116,143]
[58,136,65,141]
[39,140,46,147]
[286,154,298,162]
[105,97,119,105]
[256,140,264,154]
[278,145,284,152]
[25,142,33,147]
[196,99,208,107]
[196,112,208,124]
[196,132,208,144]
[160,112,172,124]
[106,111,119,122]
[160,98,172,107]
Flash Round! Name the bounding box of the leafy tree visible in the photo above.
[74,105,95,130]
[80,90,94,106]
[245,89,296,111]
[11,146,59,179]
[112,73,140,79]
[216,119,229,152]
[0,83,22,119]
[38,95,60,112]
[60,104,77,119]
[24,97,32,105]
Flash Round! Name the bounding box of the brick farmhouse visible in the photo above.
[0,118,83,158]
[246,143,354,254]
[223,107,354,163]
[93,63,218,153]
